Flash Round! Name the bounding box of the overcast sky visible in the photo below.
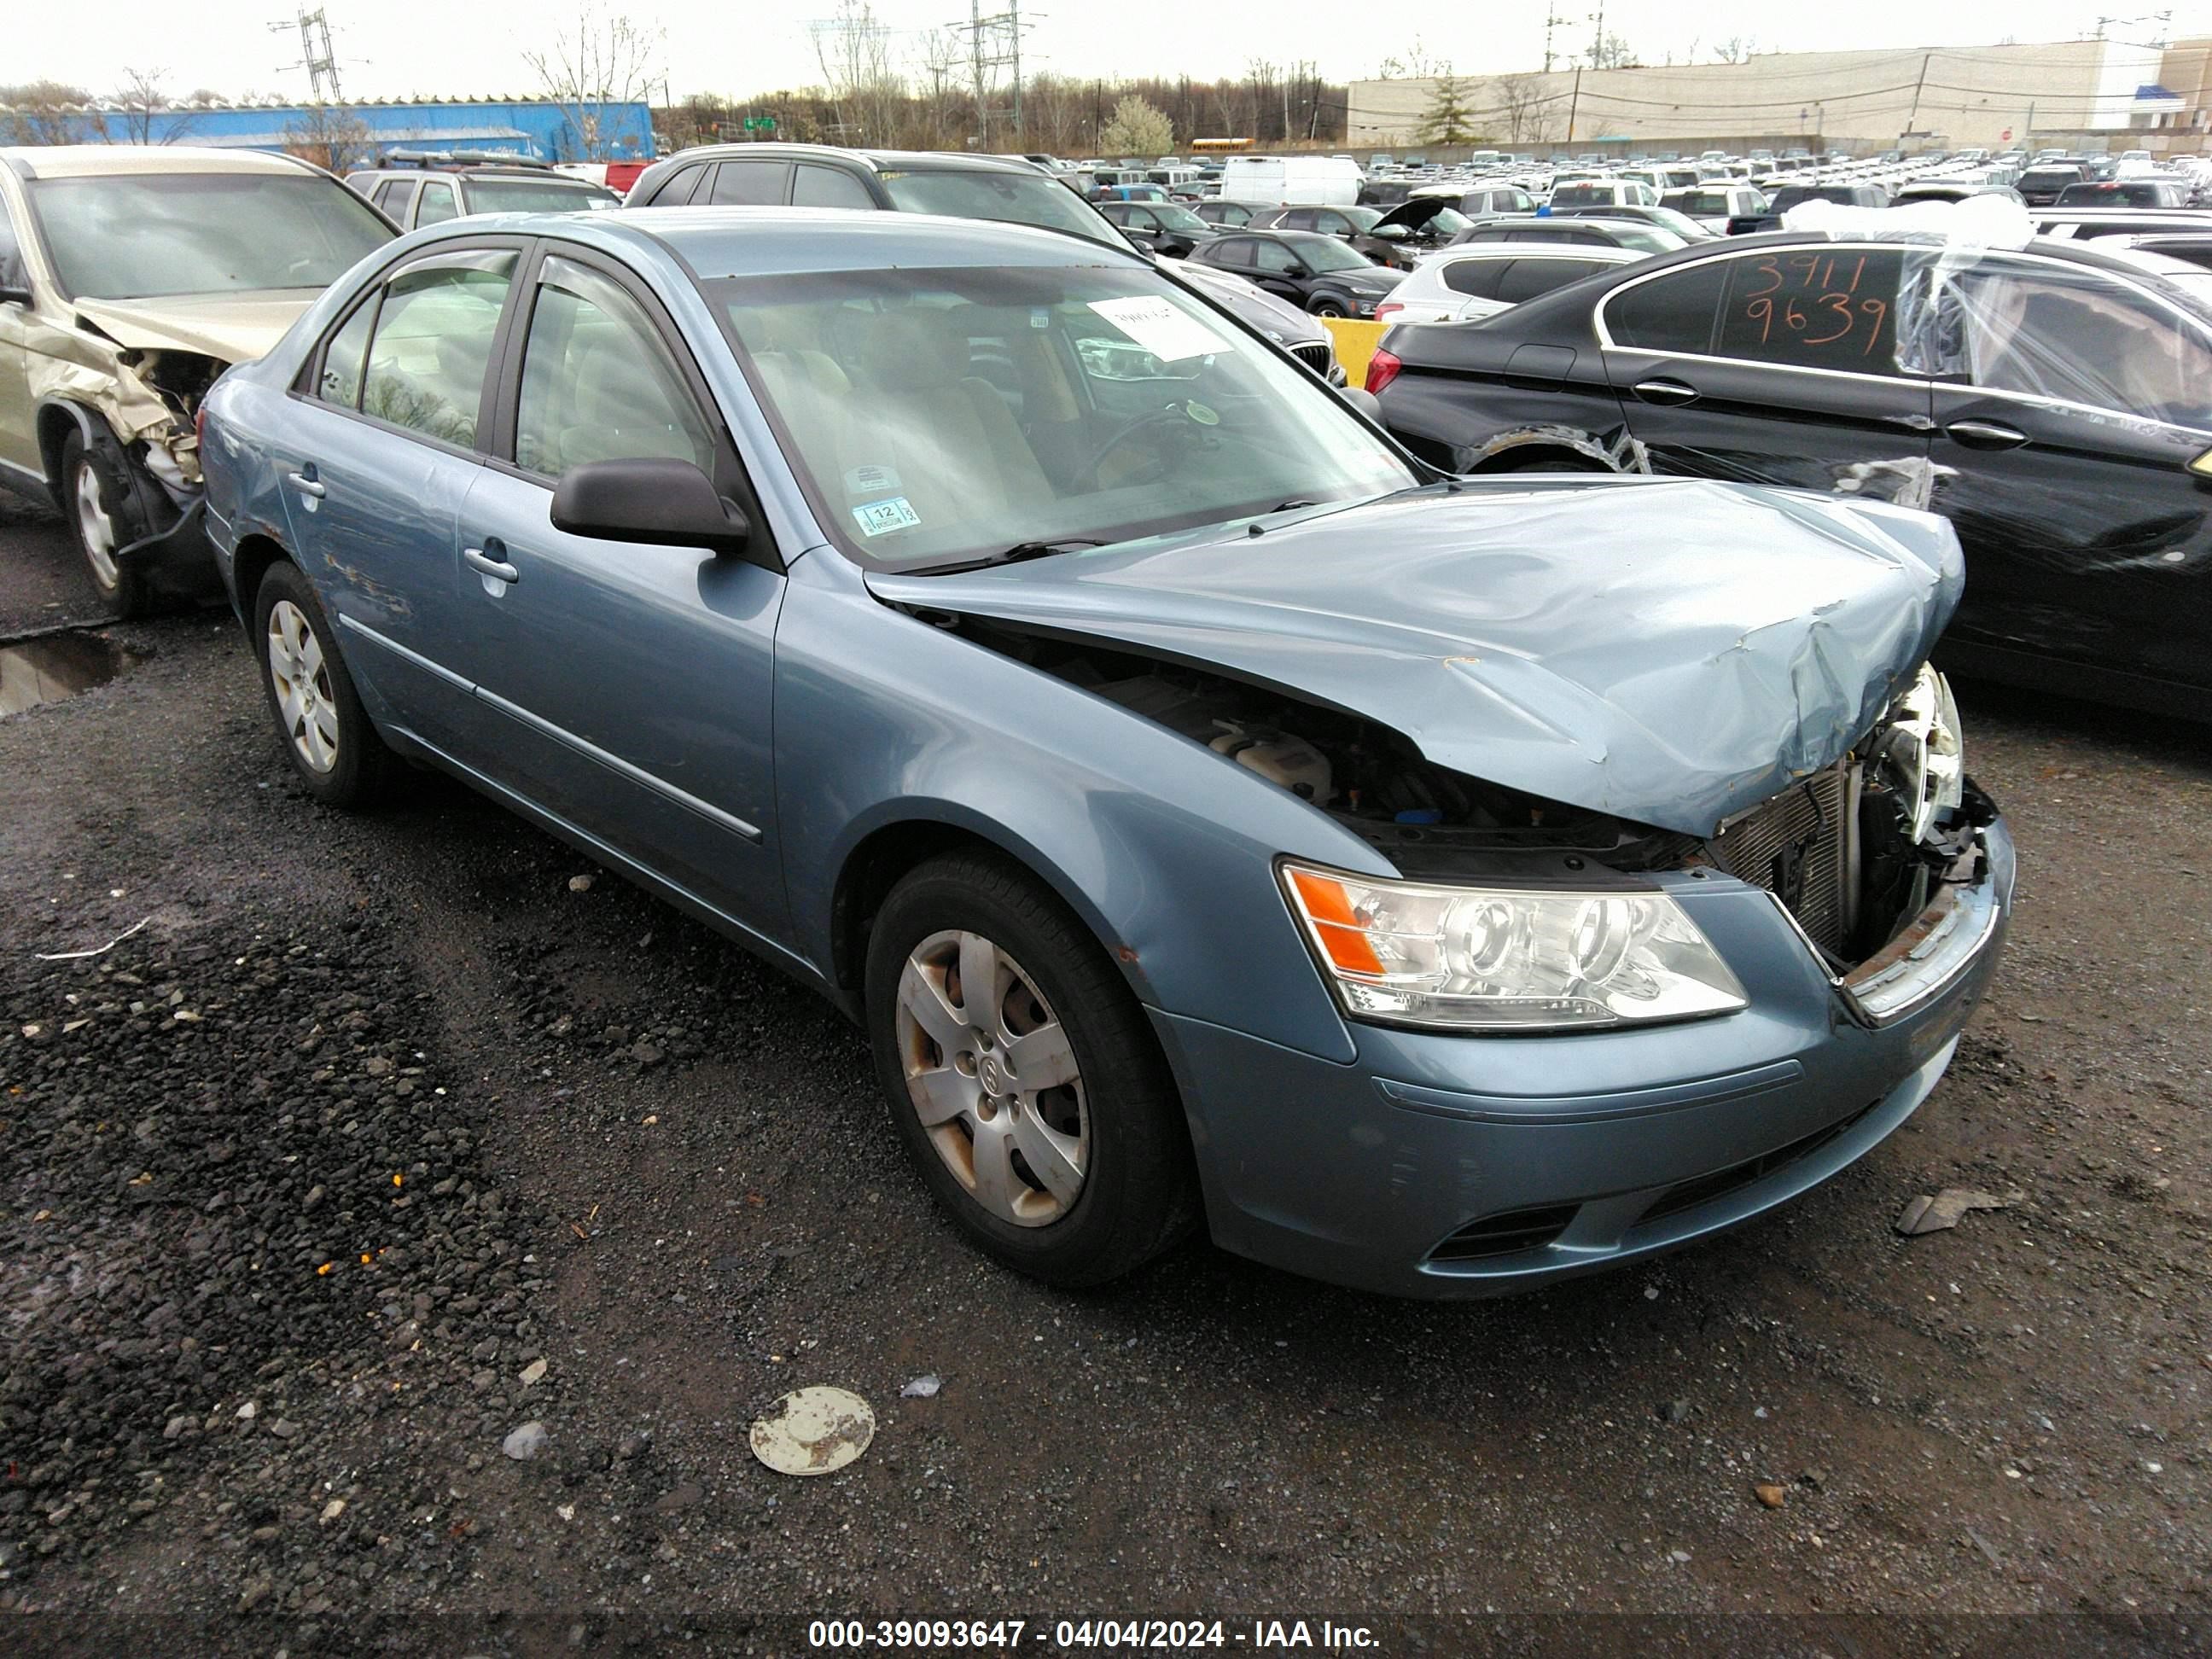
[14,1,2201,105]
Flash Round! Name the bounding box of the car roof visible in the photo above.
[642,142,1041,177]
[1431,242,1641,260]
[460,205,1150,278]
[1,143,324,180]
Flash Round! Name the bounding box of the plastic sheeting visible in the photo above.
[872,476,1965,839]
[1774,196,2212,428]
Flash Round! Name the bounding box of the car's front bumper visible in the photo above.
[1153,814,2015,1298]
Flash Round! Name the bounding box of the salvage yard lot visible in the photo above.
[0,503,2206,1639]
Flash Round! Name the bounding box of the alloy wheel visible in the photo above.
[894,928,1087,1227]
[265,598,340,773]
[73,460,119,589]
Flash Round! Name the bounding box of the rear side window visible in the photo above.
[1604,259,1730,353]
[644,163,707,207]
[792,164,875,210]
[358,251,516,447]
[317,294,376,408]
[1712,248,1907,373]
[1497,258,1606,305]
[708,161,789,205]
[1441,259,1509,300]
[1208,238,1254,269]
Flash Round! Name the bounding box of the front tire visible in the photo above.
[1308,296,1350,318]
[864,853,1198,1287]
[61,429,154,620]
[252,561,397,807]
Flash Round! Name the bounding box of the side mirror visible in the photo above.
[550,458,765,565]
[0,282,31,309]
[1371,224,1410,242]
[1338,386,1382,422]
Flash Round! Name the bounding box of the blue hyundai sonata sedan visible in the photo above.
[198,208,2013,1297]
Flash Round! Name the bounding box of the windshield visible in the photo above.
[466,178,620,214]
[1423,207,1472,236]
[1549,183,1615,207]
[1341,207,1383,232]
[29,172,393,300]
[712,263,1414,572]
[1297,237,1378,273]
[1153,203,1209,233]
[1644,206,1712,239]
[878,169,1129,251]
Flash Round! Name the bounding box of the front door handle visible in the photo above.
[463,545,520,583]
[1946,419,2029,451]
[1633,378,1700,406]
[286,468,325,498]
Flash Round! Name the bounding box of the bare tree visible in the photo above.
[1588,32,1639,70]
[283,103,375,173]
[1375,38,1446,81]
[809,0,905,146]
[1492,73,1551,145]
[524,5,663,160]
[0,81,102,145]
[114,67,190,144]
[1712,37,1755,64]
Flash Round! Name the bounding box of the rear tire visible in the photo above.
[864,852,1199,1287]
[252,560,398,807]
[61,429,154,620]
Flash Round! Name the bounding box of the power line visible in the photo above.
[949,0,1036,145]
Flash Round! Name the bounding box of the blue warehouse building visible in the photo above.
[29,96,655,164]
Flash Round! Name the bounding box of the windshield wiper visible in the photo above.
[992,538,1108,564]
[1266,499,1318,514]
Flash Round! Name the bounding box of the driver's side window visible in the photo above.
[513,254,718,478]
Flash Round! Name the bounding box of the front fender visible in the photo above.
[774,553,1392,1063]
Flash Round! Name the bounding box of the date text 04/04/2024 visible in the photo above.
[806,1620,1380,1650]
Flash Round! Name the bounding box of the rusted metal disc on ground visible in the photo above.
[748,1386,875,1476]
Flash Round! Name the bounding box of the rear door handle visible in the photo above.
[1633,378,1700,406]
[286,468,325,498]
[1945,419,2029,451]
[463,544,520,583]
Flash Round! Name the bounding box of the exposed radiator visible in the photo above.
[1711,766,1853,953]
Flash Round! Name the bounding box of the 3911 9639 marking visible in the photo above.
[1733,253,1891,356]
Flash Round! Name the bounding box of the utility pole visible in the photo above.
[1543,9,1571,73]
[952,0,1034,146]
[1905,49,1931,139]
[1566,65,1582,143]
[268,5,343,103]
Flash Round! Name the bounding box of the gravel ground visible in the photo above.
[2,506,2207,1654]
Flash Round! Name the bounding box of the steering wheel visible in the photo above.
[1081,403,1211,489]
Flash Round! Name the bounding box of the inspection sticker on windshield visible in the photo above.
[853,496,923,537]
[1088,295,1229,362]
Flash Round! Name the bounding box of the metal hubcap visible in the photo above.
[74,461,119,589]
[265,599,340,774]
[895,929,1087,1227]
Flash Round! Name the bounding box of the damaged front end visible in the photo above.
[923,608,2000,1031]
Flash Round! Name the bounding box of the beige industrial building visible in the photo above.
[1348,38,2175,155]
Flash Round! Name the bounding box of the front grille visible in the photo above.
[1711,765,1851,952]
[1288,341,1334,376]
[1636,1099,1880,1228]
[1429,1203,1579,1263]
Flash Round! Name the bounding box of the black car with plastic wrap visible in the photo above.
[1368,229,2212,718]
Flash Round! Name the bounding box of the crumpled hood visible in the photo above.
[870,478,1965,838]
[72,290,316,365]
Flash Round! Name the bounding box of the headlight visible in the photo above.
[1280,862,1748,1033]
